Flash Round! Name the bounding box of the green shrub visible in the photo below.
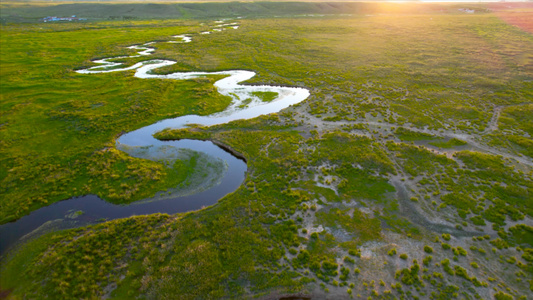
[457,247,467,256]
[494,291,514,300]
[340,266,350,281]
[343,256,355,264]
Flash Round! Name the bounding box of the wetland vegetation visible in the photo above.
[1,1,532,299]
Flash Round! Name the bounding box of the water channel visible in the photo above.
[0,22,310,256]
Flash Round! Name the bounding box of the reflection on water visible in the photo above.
[0,21,310,256]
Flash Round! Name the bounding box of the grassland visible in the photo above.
[0,20,237,223]
[1,2,533,299]
[0,1,492,23]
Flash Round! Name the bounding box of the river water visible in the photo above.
[0,22,310,256]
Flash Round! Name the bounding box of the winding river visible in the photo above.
[0,22,310,255]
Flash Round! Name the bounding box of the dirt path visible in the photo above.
[294,109,533,167]
[485,105,503,133]
[390,179,492,238]
[484,102,533,134]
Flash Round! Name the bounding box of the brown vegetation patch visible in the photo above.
[0,289,12,300]
[490,2,533,34]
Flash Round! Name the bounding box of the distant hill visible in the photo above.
[0,1,487,22]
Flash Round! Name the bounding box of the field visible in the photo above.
[1,2,532,299]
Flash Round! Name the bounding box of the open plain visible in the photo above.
[1,1,532,299]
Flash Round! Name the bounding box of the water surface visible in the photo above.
[0,22,310,256]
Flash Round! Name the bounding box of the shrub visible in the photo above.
[490,238,510,249]
[296,250,310,264]
[454,265,469,279]
[494,291,514,300]
[348,248,361,257]
[340,266,350,281]
[343,256,355,264]
[322,260,338,276]
[522,248,533,262]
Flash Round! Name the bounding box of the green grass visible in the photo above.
[0,21,234,223]
[1,4,533,299]
[316,208,382,244]
[429,138,467,148]
[395,128,441,142]
[252,91,278,103]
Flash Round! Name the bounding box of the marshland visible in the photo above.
[0,1,532,299]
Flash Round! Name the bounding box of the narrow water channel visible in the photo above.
[0,21,310,256]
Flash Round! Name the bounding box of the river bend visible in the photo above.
[0,21,310,255]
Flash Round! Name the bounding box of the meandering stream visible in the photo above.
[0,22,310,255]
